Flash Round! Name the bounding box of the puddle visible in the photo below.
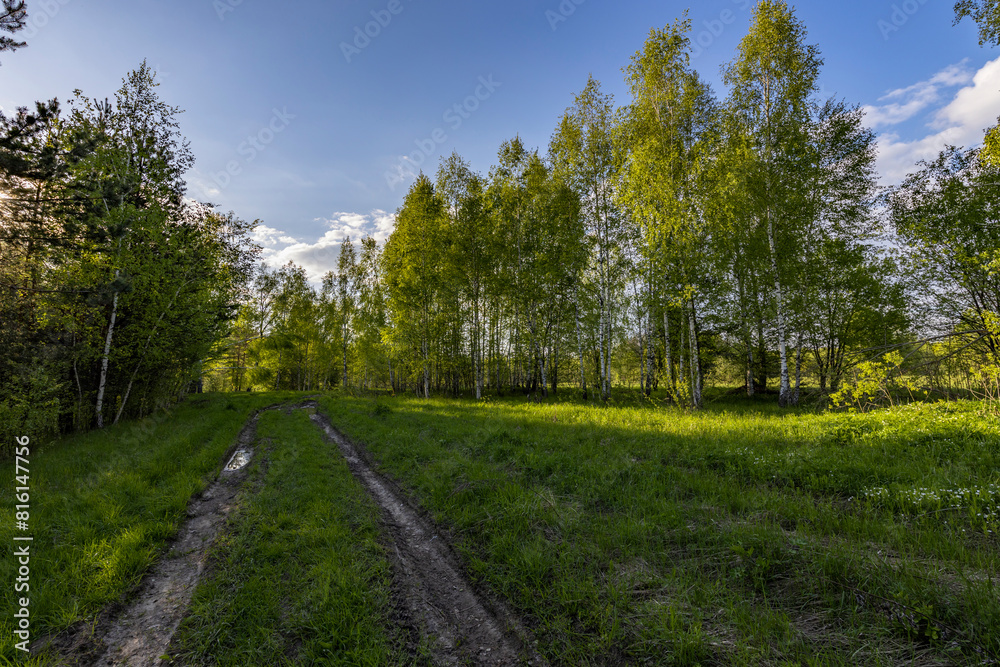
[72,411,266,666]
[225,448,252,471]
[36,402,319,666]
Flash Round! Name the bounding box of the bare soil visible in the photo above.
[35,409,266,667]
[309,405,547,667]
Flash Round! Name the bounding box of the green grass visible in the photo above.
[317,390,1000,665]
[4,387,999,665]
[0,392,299,663]
[168,406,413,666]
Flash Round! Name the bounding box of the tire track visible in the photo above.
[309,406,547,667]
[37,405,284,666]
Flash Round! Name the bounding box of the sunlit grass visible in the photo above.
[0,392,299,663]
[4,387,998,664]
[319,389,1000,665]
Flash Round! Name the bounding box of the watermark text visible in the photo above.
[341,0,413,63]
[212,108,295,191]
[22,0,72,38]
[13,435,32,653]
[878,0,930,40]
[384,75,501,191]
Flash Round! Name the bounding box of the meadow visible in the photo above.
[2,389,998,665]
[315,390,1000,665]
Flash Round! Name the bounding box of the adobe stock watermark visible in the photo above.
[877,0,929,40]
[690,0,752,59]
[212,108,295,191]
[12,435,32,653]
[384,75,501,191]
[213,0,244,21]
[21,0,72,39]
[546,0,586,31]
[341,0,412,63]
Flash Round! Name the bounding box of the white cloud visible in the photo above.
[867,57,1000,183]
[862,61,972,128]
[185,168,222,200]
[251,224,296,248]
[259,210,396,281]
[933,57,1000,132]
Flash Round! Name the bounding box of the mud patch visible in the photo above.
[35,408,271,666]
[309,407,547,667]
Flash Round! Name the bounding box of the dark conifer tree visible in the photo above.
[0,0,27,62]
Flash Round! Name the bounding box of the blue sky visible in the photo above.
[1,0,997,278]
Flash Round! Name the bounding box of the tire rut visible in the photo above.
[309,406,547,667]
[36,405,282,666]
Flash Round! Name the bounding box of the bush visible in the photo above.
[0,361,64,457]
[830,351,917,412]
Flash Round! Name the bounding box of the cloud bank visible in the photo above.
[256,210,396,281]
[865,57,1000,183]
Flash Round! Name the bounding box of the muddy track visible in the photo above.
[36,406,278,667]
[309,406,547,667]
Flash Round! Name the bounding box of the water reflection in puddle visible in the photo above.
[225,449,252,471]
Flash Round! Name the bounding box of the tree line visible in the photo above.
[210,2,1000,408]
[4,1,999,451]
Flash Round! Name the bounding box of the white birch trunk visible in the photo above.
[575,288,587,399]
[422,337,429,399]
[597,296,607,401]
[606,294,612,400]
[645,300,654,397]
[793,334,804,406]
[663,309,675,400]
[737,271,755,397]
[474,291,482,400]
[95,271,120,429]
[678,313,686,402]
[638,324,645,394]
[689,299,702,409]
[538,340,548,398]
[342,325,349,389]
[551,340,559,395]
[767,215,792,406]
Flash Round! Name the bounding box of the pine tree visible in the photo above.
[0,0,26,63]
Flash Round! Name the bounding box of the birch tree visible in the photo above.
[354,236,391,389]
[889,146,1000,360]
[723,1,821,407]
[619,16,721,407]
[336,236,358,388]
[69,62,195,426]
[452,171,492,398]
[551,78,623,402]
[383,174,446,398]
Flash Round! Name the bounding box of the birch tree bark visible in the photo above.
[94,270,120,429]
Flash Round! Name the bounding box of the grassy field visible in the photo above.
[2,388,999,665]
[317,389,1000,665]
[0,392,299,663]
